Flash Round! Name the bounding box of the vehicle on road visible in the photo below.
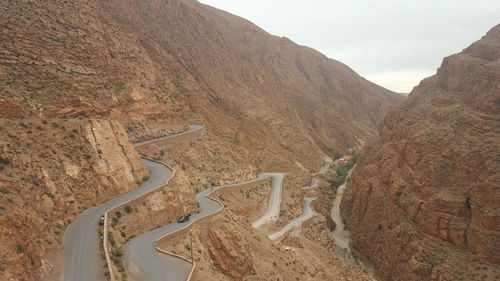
[177,215,190,223]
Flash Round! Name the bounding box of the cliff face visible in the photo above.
[341,25,500,281]
[0,119,147,280]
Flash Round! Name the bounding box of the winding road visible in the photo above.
[268,197,317,240]
[62,124,338,281]
[124,173,283,281]
[268,159,338,240]
[302,178,319,190]
[61,125,202,281]
[251,173,285,229]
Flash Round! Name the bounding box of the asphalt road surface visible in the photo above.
[251,173,285,229]
[61,125,202,281]
[268,197,317,240]
[124,174,274,281]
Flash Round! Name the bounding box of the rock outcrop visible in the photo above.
[0,119,147,280]
[207,225,254,279]
[341,25,500,281]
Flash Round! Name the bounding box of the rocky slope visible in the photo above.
[341,25,500,281]
[0,0,402,160]
[0,119,147,280]
[0,0,404,280]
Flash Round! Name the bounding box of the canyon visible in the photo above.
[1,0,498,280]
[341,25,500,281]
[0,0,402,279]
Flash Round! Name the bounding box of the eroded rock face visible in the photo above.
[207,225,254,279]
[341,25,500,281]
[0,119,147,280]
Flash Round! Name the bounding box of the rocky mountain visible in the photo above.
[341,25,500,281]
[0,0,404,280]
[0,0,402,159]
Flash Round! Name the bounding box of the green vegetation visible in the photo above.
[111,217,119,227]
[465,196,471,210]
[343,218,349,231]
[108,232,116,247]
[0,156,10,165]
[15,244,25,254]
[124,205,133,214]
[141,175,150,182]
[330,153,358,193]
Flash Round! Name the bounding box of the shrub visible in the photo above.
[124,205,133,214]
[15,244,25,254]
[142,175,150,182]
[111,248,122,257]
[342,219,349,231]
[465,197,471,209]
[42,120,48,125]
[0,156,10,165]
[108,233,116,246]
[115,211,122,218]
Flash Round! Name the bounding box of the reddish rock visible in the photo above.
[341,25,500,281]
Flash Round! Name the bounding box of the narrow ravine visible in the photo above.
[329,167,378,280]
[330,171,352,250]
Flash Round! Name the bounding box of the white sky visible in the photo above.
[198,0,500,93]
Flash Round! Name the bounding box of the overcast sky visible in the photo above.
[198,0,499,93]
